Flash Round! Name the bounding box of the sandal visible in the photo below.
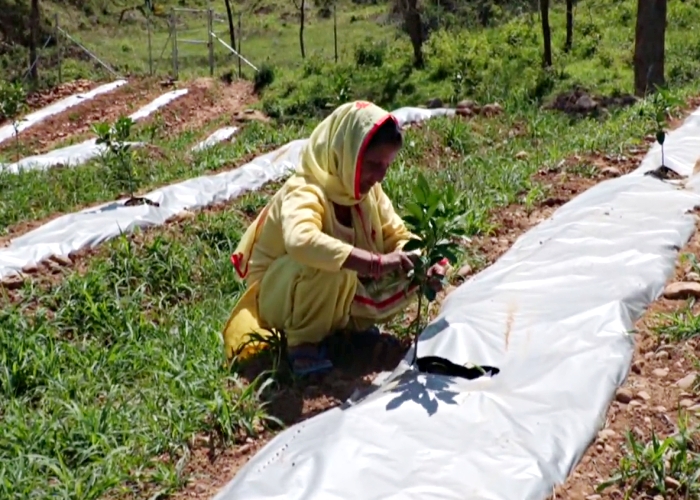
[288,344,334,376]
[353,326,401,349]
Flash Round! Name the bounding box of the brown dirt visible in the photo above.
[0,77,173,155]
[136,77,264,139]
[0,79,99,127]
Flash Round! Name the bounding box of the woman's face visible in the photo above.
[358,142,400,195]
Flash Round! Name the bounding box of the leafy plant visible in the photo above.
[401,172,468,363]
[0,81,27,161]
[93,116,138,203]
[644,87,684,168]
[597,416,700,499]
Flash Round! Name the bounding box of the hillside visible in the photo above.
[3,0,700,499]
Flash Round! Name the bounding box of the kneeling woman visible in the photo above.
[223,100,444,375]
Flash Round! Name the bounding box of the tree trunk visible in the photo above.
[299,0,306,59]
[634,0,667,96]
[564,0,573,52]
[223,0,236,53]
[29,0,40,82]
[404,0,424,68]
[540,0,552,67]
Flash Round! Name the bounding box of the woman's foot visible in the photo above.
[287,343,333,376]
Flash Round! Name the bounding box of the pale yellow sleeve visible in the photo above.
[376,186,414,252]
[280,185,355,272]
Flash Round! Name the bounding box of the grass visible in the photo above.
[1,83,696,497]
[0,118,308,236]
[4,0,700,496]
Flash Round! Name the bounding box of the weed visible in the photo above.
[597,415,700,499]
[0,81,26,162]
[94,116,139,203]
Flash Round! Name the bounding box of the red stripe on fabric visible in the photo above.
[353,284,419,308]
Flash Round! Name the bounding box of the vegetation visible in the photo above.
[2,0,700,497]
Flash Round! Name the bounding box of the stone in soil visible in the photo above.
[663,281,700,300]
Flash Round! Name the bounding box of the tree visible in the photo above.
[29,0,40,82]
[633,0,667,96]
[223,0,236,58]
[564,0,573,52]
[401,0,424,68]
[539,0,552,67]
[292,0,306,58]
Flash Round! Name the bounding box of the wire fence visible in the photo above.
[17,7,271,85]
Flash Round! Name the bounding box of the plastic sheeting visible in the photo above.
[0,106,448,279]
[0,80,127,145]
[1,88,189,173]
[214,107,700,500]
[191,126,239,152]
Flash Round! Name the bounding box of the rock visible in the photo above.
[652,405,667,413]
[456,99,477,110]
[601,166,621,177]
[689,404,700,412]
[644,351,655,360]
[676,372,697,390]
[615,388,633,404]
[515,151,529,160]
[679,398,694,408]
[663,281,700,300]
[586,495,601,500]
[480,103,503,117]
[628,400,643,408]
[599,428,617,440]
[636,391,651,401]
[49,254,73,267]
[665,476,681,490]
[652,368,669,378]
[631,360,644,374]
[1,275,24,290]
[426,98,443,109]
[686,271,700,282]
[456,107,473,117]
[244,109,255,114]
[21,264,39,274]
[604,444,614,453]
[575,94,598,112]
[655,350,670,360]
[457,264,473,278]
[174,210,196,223]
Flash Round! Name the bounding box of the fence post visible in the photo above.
[55,13,62,82]
[333,2,338,63]
[170,10,178,79]
[147,13,153,75]
[207,8,214,76]
[237,11,242,78]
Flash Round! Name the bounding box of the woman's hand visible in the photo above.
[380,251,415,274]
[426,259,448,292]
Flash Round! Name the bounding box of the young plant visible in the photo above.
[401,172,468,364]
[0,81,27,161]
[94,116,156,206]
[645,87,684,169]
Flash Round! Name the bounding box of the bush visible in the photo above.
[253,64,275,93]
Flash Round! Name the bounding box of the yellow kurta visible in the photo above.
[223,101,417,360]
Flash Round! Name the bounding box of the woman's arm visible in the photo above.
[375,185,415,252]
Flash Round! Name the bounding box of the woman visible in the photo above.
[223,100,445,375]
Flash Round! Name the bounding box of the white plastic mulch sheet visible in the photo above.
[191,126,239,152]
[1,88,189,174]
[0,80,127,145]
[215,107,700,500]
[0,106,448,279]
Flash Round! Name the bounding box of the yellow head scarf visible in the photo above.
[297,100,398,206]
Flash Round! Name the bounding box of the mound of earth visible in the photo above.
[544,87,639,116]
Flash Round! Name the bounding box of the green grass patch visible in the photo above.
[0,120,308,237]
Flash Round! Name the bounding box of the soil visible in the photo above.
[139,77,264,139]
[0,77,169,155]
[544,86,640,116]
[0,78,99,126]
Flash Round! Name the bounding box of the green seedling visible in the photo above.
[93,116,149,206]
[645,87,684,169]
[0,81,27,162]
[401,172,468,364]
